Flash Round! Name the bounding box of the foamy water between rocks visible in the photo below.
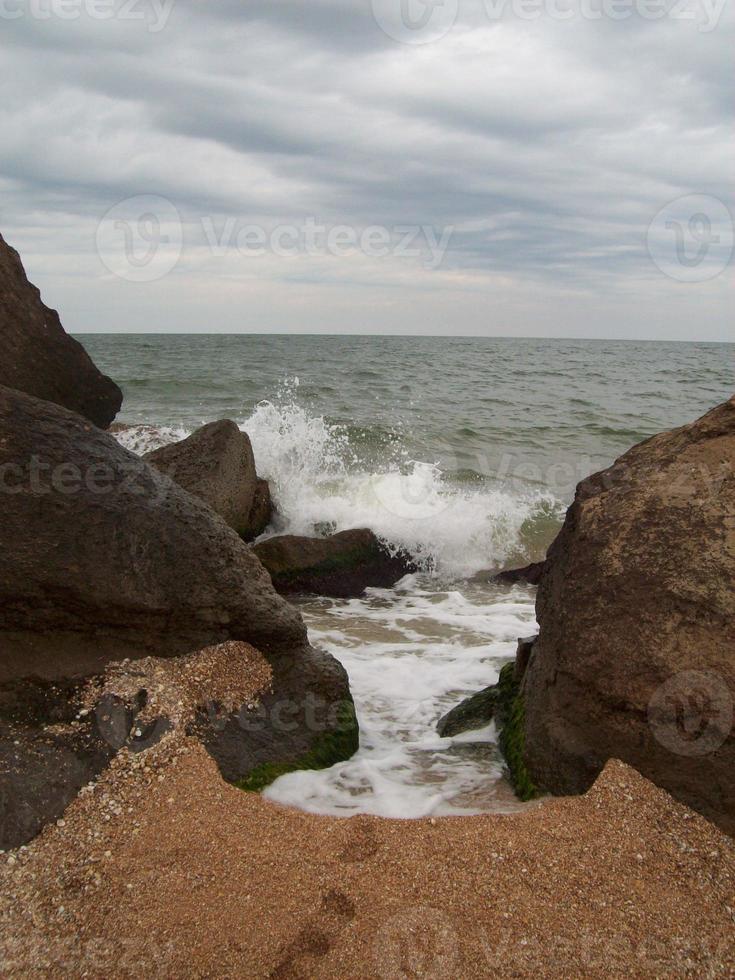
[116,391,552,817]
[101,335,731,817]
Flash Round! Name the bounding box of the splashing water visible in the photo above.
[245,386,560,577]
[116,383,560,577]
[114,381,558,816]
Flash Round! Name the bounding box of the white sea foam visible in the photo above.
[264,579,539,817]
[115,396,557,577]
[246,396,558,578]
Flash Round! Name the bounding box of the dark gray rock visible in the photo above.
[201,644,358,788]
[241,477,273,542]
[0,384,306,684]
[253,528,415,598]
[493,561,547,586]
[0,233,122,428]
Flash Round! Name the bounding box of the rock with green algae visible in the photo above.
[434,636,540,802]
[235,700,359,791]
[436,686,499,738]
[253,528,414,598]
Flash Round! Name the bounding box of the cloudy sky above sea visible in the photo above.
[1,0,733,339]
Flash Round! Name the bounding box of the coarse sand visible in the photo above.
[1,732,733,979]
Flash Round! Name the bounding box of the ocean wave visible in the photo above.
[114,396,563,578]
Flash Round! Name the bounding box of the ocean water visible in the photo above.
[84,334,733,817]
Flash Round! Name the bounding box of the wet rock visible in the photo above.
[242,478,273,542]
[436,686,499,738]
[0,233,122,427]
[144,420,257,536]
[202,645,358,789]
[253,528,414,598]
[493,561,547,586]
[523,396,735,835]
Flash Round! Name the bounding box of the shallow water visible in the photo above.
[88,334,733,817]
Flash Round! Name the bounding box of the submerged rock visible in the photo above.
[493,560,547,586]
[144,420,258,537]
[0,233,122,427]
[523,396,735,834]
[436,686,499,738]
[436,636,540,802]
[253,528,414,598]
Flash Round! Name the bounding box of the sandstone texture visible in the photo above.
[523,396,735,834]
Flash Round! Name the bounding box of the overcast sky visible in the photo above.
[1,0,733,338]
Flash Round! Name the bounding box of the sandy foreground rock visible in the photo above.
[1,739,733,978]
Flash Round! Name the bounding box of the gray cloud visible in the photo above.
[0,0,733,338]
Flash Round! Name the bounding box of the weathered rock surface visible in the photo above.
[0,385,306,683]
[253,528,414,597]
[0,637,356,849]
[242,477,273,542]
[523,397,735,834]
[0,233,122,428]
[144,420,258,536]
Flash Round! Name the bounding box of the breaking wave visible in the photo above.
[115,382,562,579]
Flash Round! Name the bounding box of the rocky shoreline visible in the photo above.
[1,233,734,973]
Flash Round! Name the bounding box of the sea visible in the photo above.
[83,334,733,818]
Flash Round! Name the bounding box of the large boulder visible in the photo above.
[0,388,358,846]
[143,420,263,537]
[253,528,414,598]
[0,385,305,682]
[522,397,735,834]
[0,234,122,428]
